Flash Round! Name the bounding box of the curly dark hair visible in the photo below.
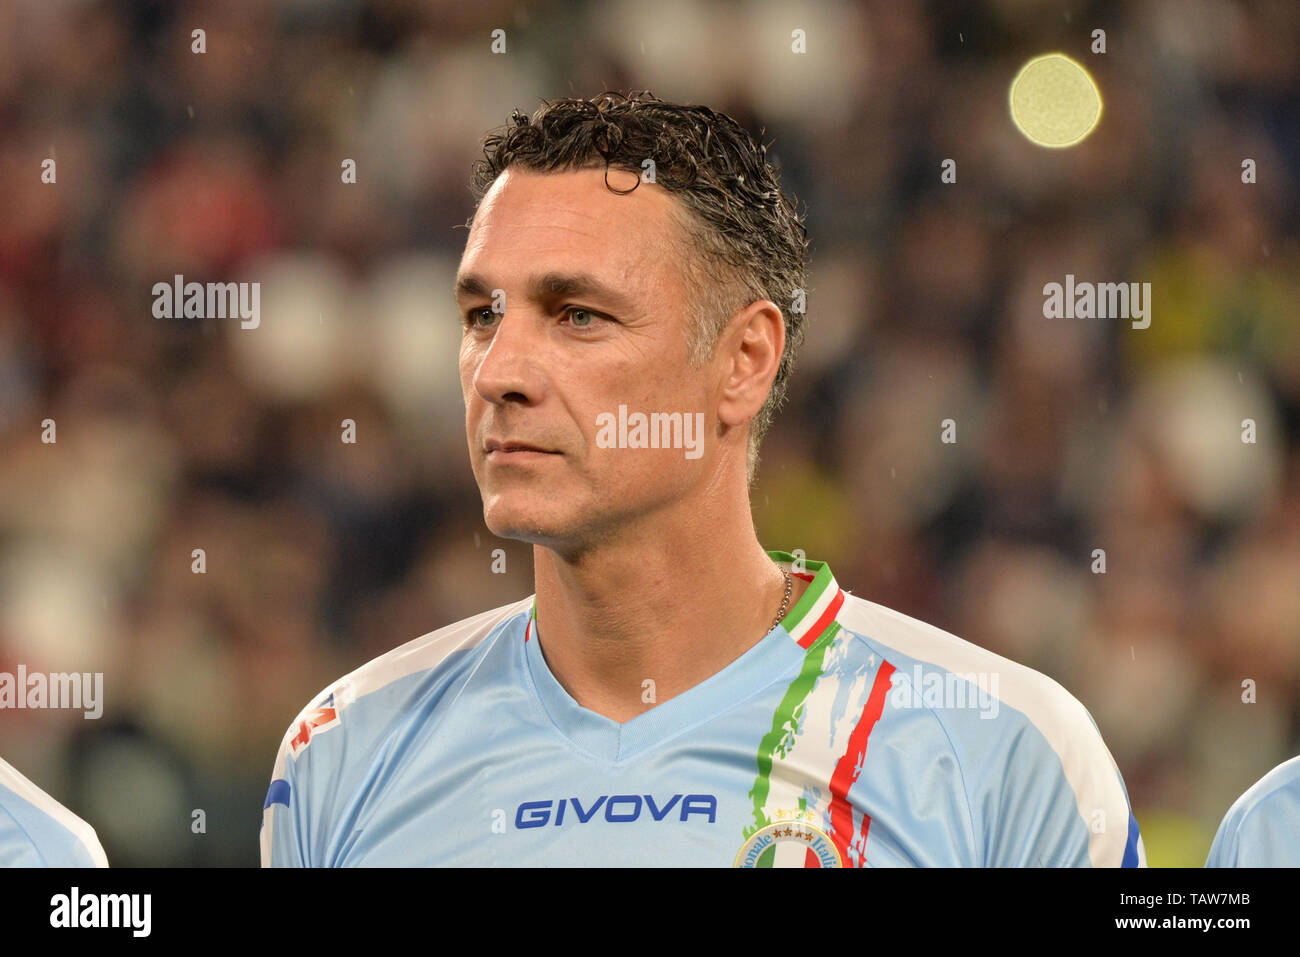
[466,90,810,483]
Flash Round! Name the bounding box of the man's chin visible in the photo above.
[482,505,567,547]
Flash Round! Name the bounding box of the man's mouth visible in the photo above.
[484,438,560,459]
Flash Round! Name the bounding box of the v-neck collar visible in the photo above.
[520,550,845,763]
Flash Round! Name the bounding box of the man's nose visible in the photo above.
[471,310,545,406]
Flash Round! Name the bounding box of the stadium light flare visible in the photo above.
[1009,52,1103,148]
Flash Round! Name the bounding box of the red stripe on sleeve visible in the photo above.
[827,661,895,866]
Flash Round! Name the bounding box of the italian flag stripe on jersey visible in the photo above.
[827,661,895,863]
[748,552,894,867]
[765,551,844,647]
[755,841,821,868]
[746,552,849,834]
[772,552,845,649]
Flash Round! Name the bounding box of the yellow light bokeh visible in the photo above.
[1010,53,1103,148]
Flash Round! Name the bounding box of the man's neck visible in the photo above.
[531,525,810,724]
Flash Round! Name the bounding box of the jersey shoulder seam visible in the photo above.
[277,595,533,752]
[834,591,1098,736]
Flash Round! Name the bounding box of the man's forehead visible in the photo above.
[460,166,680,271]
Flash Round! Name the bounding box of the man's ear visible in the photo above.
[715,300,785,430]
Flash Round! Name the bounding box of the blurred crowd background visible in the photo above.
[0,0,1297,866]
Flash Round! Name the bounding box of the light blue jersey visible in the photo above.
[261,552,1144,867]
[0,755,108,867]
[1206,756,1300,867]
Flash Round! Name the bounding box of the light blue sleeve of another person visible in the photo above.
[1206,756,1300,867]
[0,755,109,867]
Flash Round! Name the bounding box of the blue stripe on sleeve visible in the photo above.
[1122,809,1141,867]
[264,779,290,810]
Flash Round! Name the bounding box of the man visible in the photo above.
[0,754,108,867]
[261,91,1144,867]
[1205,756,1300,867]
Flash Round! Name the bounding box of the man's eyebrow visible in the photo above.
[453,272,636,314]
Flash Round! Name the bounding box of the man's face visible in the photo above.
[455,166,716,555]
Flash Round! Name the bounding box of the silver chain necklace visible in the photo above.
[770,566,792,632]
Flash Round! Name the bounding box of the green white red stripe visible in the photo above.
[746,552,845,827]
[776,557,846,649]
[747,551,892,867]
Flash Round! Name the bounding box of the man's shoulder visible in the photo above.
[0,756,109,867]
[832,591,1143,866]
[834,589,1097,738]
[329,595,533,704]
[275,595,533,761]
[1214,756,1300,851]
[1238,756,1300,808]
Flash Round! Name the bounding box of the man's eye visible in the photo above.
[466,308,498,329]
[565,308,602,328]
